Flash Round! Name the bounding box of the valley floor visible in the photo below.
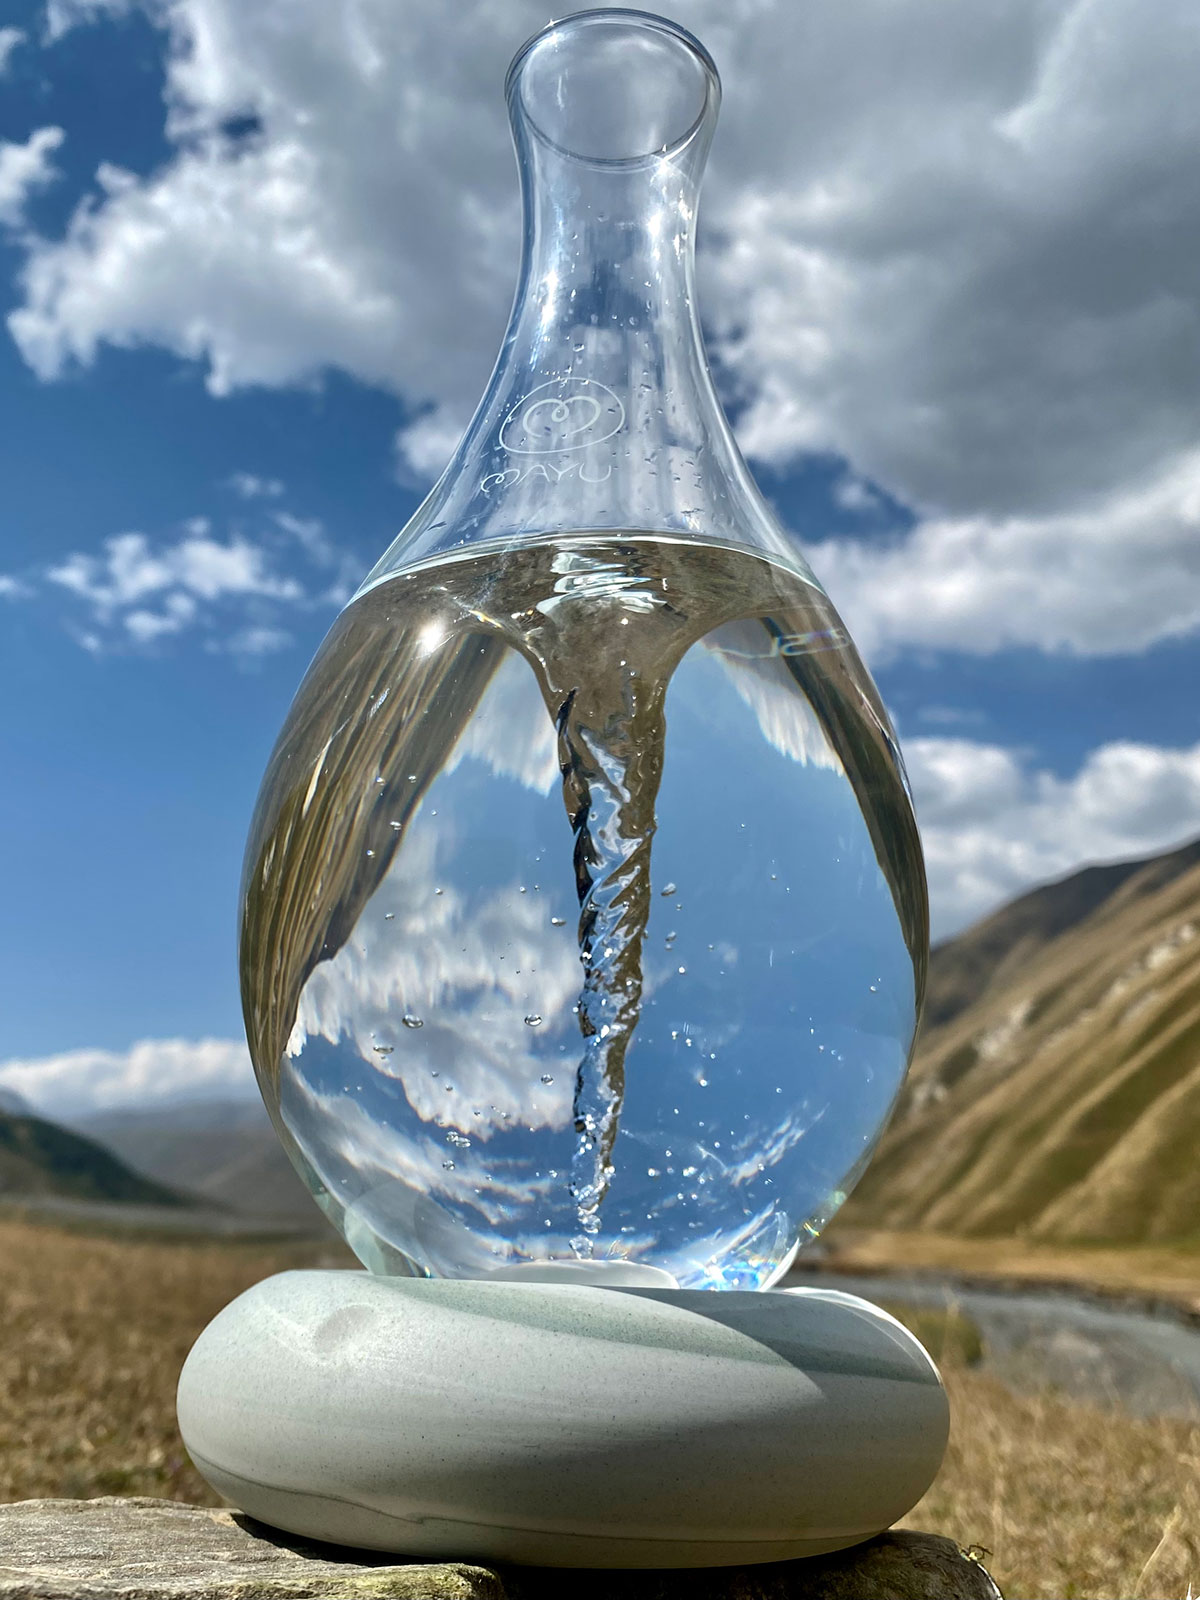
[0,1218,1197,1598]
[822,1227,1200,1318]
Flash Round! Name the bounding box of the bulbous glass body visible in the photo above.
[240,11,928,1290]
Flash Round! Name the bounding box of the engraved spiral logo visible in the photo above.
[499,378,625,456]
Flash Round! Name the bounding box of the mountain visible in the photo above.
[843,833,1200,1245]
[0,1111,190,1207]
[82,1097,323,1225]
[922,836,1200,1030]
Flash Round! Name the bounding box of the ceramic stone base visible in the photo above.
[177,1271,948,1570]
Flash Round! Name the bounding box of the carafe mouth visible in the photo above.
[506,8,720,169]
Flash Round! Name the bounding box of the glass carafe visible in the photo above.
[239,9,928,1291]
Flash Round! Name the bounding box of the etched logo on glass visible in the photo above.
[499,378,625,456]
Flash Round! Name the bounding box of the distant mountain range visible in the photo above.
[0,1110,188,1208]
[0,1093,328,1233]
[843,833,1200,1245]
[81,1097,321,1225]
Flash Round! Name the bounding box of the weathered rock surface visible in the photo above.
[0,1497,1002,1599]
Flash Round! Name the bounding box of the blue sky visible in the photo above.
[2,0,1200,1113]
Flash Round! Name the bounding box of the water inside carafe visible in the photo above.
[240,532,922,1290]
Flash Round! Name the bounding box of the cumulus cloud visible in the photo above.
[51,524,297,607]
[41,510,358,654]
[810,448,1200,660]
[11,0,539,405]
[0,1036,255,1118]
[906,736,1200,936]
[9,1,1200,661]
[708,0,1200,522]
[0,126,63,228]
[10,2,1197,503]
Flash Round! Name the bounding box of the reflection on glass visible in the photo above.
[241,536,923,1289]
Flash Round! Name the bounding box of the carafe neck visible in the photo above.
[498,119,711,432]
[364,11,815,589]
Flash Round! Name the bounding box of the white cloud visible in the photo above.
[832,475,883,515]
[0,1036,255,1118]
[43,0,131,41]
[0,574,32,600]
[44,514,355,654]
[0,126,63,228]
[291,818,581,1143]
[395,408,469,483]
[48,526,296,639]
[123,596,194,642]
[8,2,1192,501]
[708,0,1200,522]
[0,27,25,75]
[442,648,561,795]
[271,509,349,584]
[906,736,1200,937]
[216,623,293,657]
[227,471,284,499]
[11,0,1200,659]
[810,448,1200,660]
[11,0,536,404]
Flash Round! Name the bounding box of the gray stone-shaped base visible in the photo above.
[176,1272,949,1569]
[0,1497,1004,1598]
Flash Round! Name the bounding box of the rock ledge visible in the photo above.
[0,1496,1002,1599]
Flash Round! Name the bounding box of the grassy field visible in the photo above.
[1,1217,1197,1599]
[0,1218,351,1504]
[825,1225,1200,1314]
[891,1298,1200,1600]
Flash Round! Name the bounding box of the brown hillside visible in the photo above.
[0,1113,190,1209]
[83,1099,320,1224]
[845,835,1200,1245]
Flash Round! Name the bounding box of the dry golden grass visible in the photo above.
[829,1225,1200,1314]
[894,1307,1200,1600]
[1,1217,1197,1598]
[0,1217,349,1505]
